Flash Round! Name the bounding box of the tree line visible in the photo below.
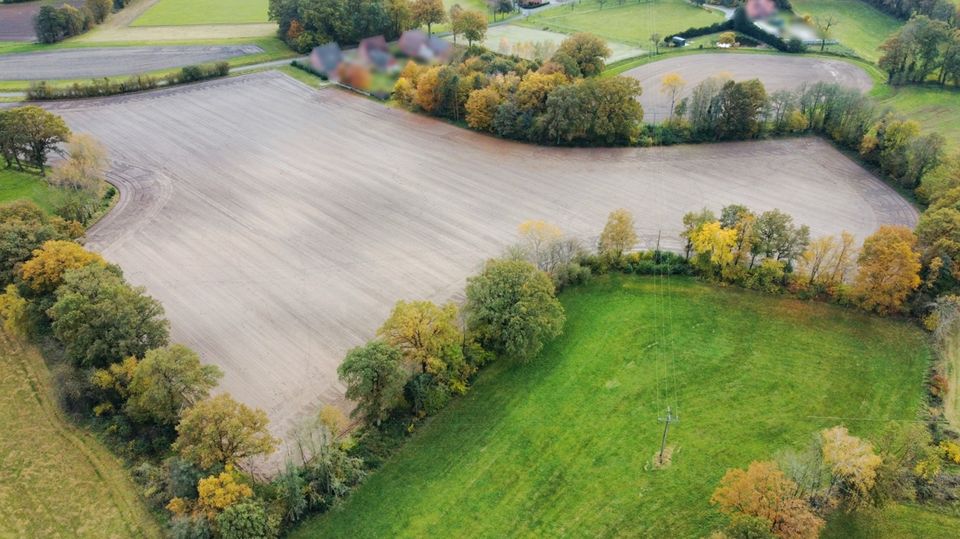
[396,33,644,145]
[878,14,960,86]
[268,0,502,53]
[858,0,957,23]
[34,0,121,44]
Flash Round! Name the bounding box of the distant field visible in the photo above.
[0,169,59,213]
[0,336,160,538]
[293,276,930,537]
[132,0,270,26]
[519,0,722,46]
[792,0,901,62]
[445,24,644,62]
[874,84,960,148]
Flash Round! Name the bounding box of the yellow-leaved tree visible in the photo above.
[660,73,686,120]
[691,221,737,274]
[821,426,883,508]
[598,208,638,258]
[18,240,105,294]
[195,465,253,517]
[465,87,502,131]
[853,225,921,314]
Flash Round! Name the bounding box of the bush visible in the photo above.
[26,62,228,101]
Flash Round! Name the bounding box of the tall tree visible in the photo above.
[3,106,70,174]
[820,426,883,509]
[598,208,638,257]
[18,240,104,295]
[377,300,463,375]
[337,340,407,425]
[552,32,611,77]
[173,393,277,470]
[660,73,686,121]
[853,225,922,314]
[127,344,224,425]
[465,259,564,362]
[412,0,446,37]
[460,9,487,47]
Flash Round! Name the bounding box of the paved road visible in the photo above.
[46,72,916,465]
[0,45,263,80]
[623,53,874,121]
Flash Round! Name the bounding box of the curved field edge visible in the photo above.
[0,336,161,538]
[292,275,934,537]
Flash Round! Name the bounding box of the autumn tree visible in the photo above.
[385,0,415,37]
[173,393,278,470]
[0,201,78,286]
[820,426,883,509]
[517,220,563,268]
[681,208,716,259]
[195,466,253,517]
[552,32,611,77]
[691,221,737,274]
[18,240,105,294]
[465,259,564,362]
[717,79,768,140]
[711,461,825,539]
[127,344,224,425]
[412,0,446,36]
[796,232,856,287]
[449,4,464,43]
[598,208,638,258]
[49,133,108,191]
[337,340,407,425]
[377,300,464,376]
[660,73,686,121]
[813,15,837,52]
[49,264,169,368]
[853,225,921,314]
[465,87,502,131]
[750,209,810,268]
[720,204,756,266]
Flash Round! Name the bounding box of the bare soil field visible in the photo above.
[46,72,915,459]
[623,53,874,121]
[0,44,262,80]
[0,0,84,41]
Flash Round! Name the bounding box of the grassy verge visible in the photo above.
[0,335,161,538]
[292,275,932,537]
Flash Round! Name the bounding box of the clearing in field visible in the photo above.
[291,275,935,537]
[519,0,722,47]
[132,0,270,26]
[791,0,902,62]
[48,72,914,458]
[445,24,644,62]
[0,336,160,538]
[621,53,874,120]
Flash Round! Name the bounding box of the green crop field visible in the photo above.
[519,0,722,47]
[293,275,937,537]
[792,0,902,63]
[132,0,270,26]
[0,336,160,538]
[0,168,60,213]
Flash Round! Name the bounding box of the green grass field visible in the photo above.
[132,0,270,26]
[519,0,722,47]
[824,503,960,538]
[293,275,935,537]
[0,336,160,538]
[0,168,60,212]
[872,84,960,148]
[792,0,902,63]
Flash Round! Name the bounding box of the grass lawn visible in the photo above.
[132,0,269,26]
[0,168,60,213]
[519,0,722,47]
[824,503,960,538]
[293,275,933,537]
[0,335,160,538]
[791,0,902,63]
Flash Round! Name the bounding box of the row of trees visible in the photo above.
[858,0,957,23]
[396,33,645,145]
[878,15,960,86]
[269,0,501,53]
[710,423,959,539]
[35,0,113,44]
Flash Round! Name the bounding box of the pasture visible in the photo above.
[47,71,916,455]
[874,84,960,148]
[445,24,644,62]
[0,169,59,213]
[791,0,902,63]
[519,0,722,46]
[291,275,932,537]
[620,53,874,120]
[132,0,270,26]
[0,336,160,538]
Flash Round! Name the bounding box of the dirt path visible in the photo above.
[623,53,875,121]
[46,72,915,464]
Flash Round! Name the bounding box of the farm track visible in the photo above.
[44,71,916,464]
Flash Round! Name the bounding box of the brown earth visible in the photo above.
[0,0,85,41]
[45,71,915,462]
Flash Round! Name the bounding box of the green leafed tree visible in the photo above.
[337,340,407,425]
[173,393,278,470]
[465,259,564,362]
[127,344,223,425]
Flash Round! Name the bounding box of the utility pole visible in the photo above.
[657,406,677,465]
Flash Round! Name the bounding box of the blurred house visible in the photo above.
[746,0,776,20]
